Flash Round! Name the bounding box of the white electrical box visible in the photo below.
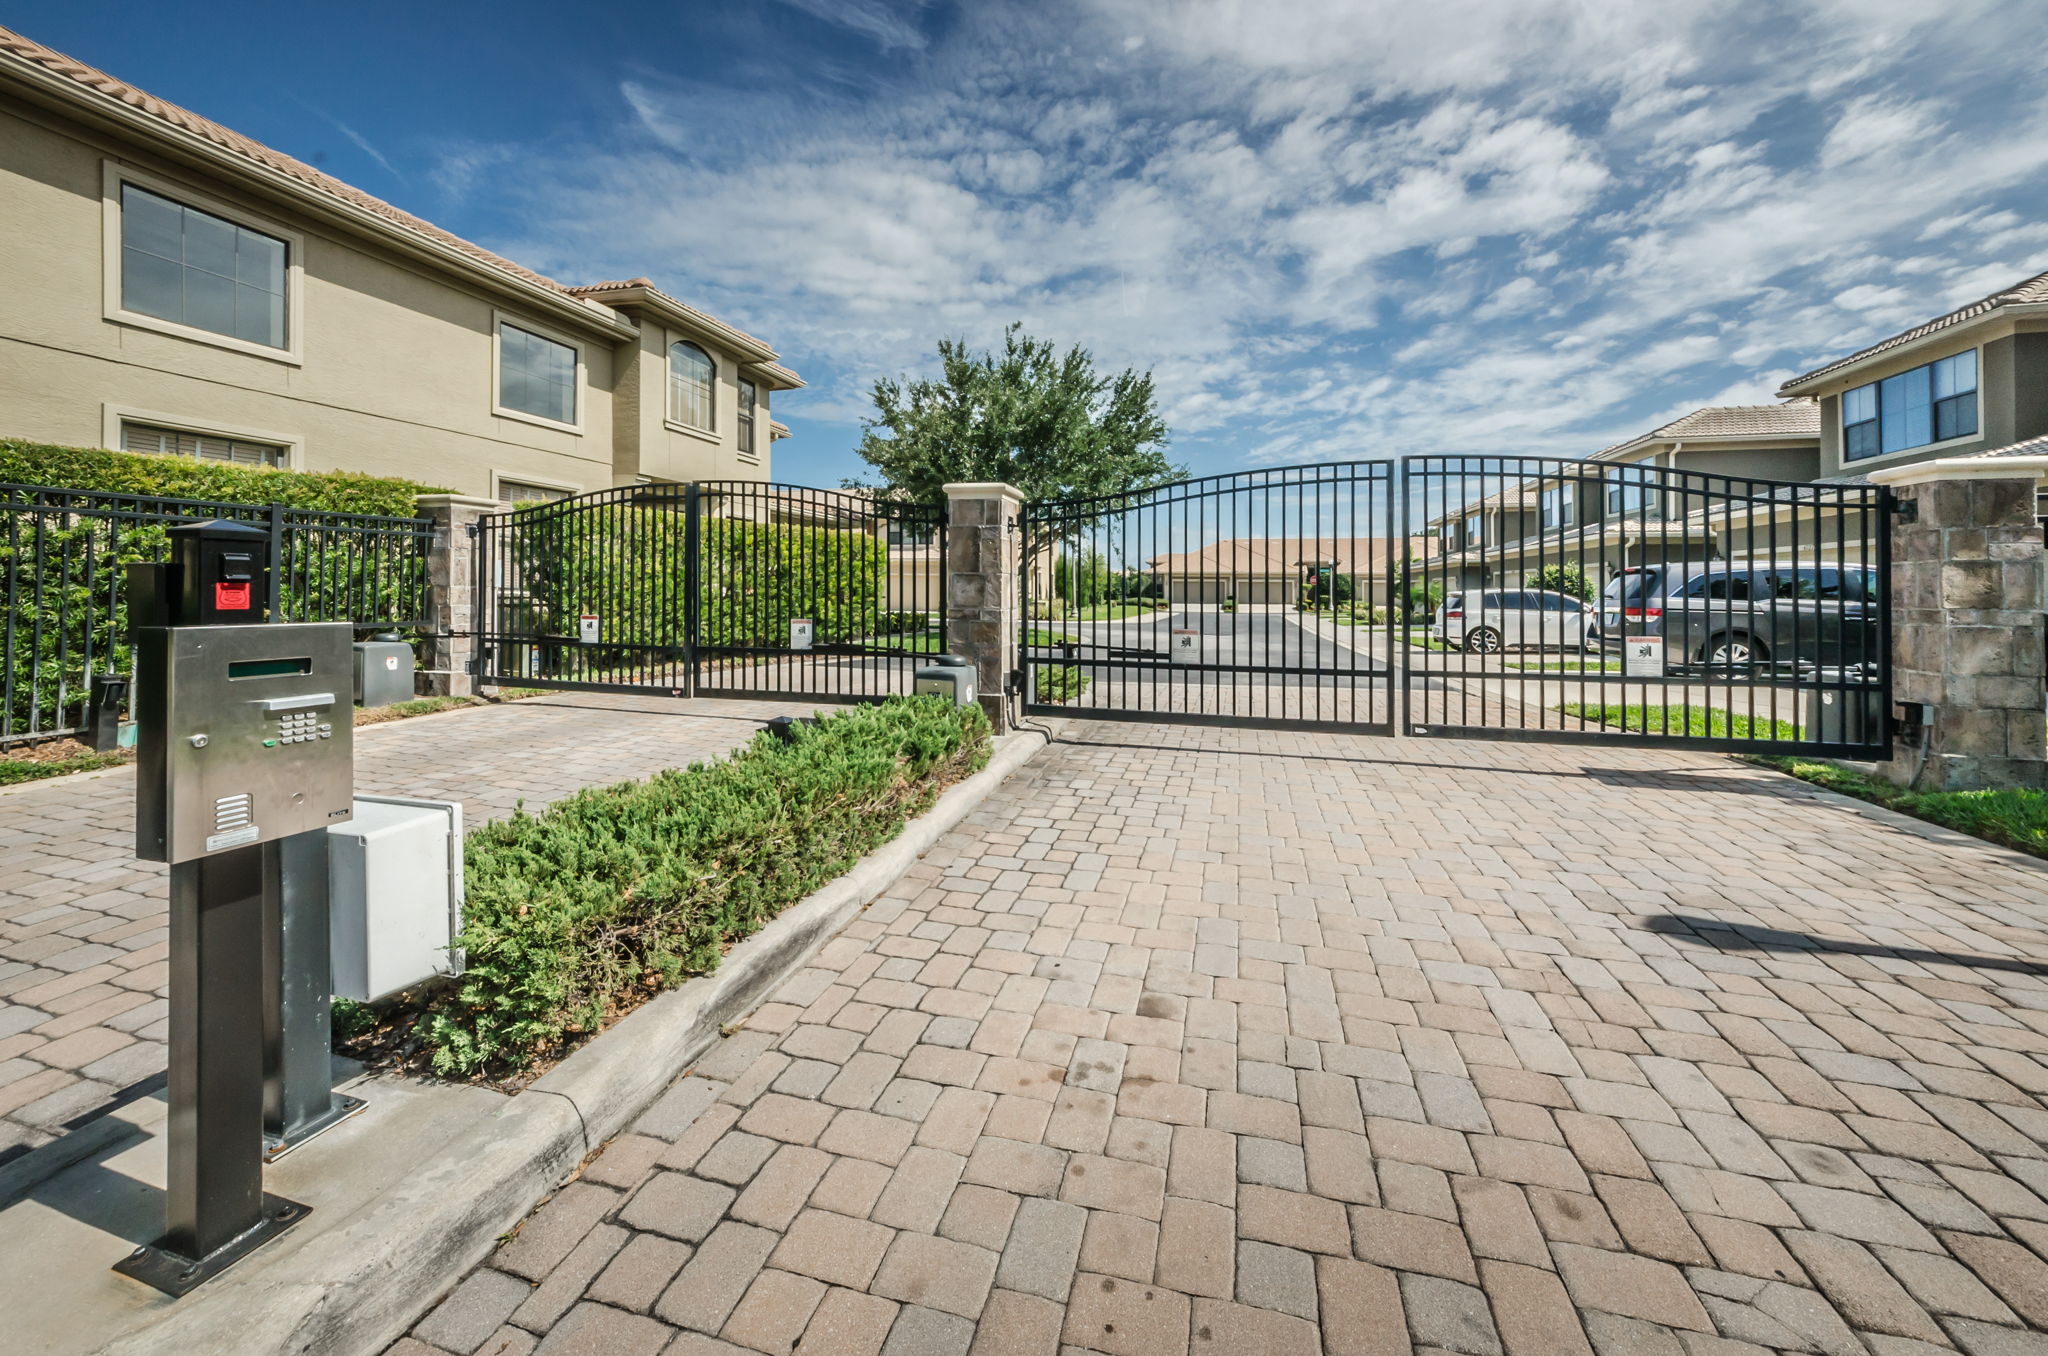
[328,795,464,1001]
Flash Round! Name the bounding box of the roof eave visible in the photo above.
[0,49,638,344]
[576,284,797,378]
[1777,301,2048,396]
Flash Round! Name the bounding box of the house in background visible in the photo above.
[1147,537,1429,608]
[1426,403,1820,589]
[1780,268,2048,480]
[0,26,801,505]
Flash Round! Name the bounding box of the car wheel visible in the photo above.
[1464,627,1502,655]
[1706,634,1764,666]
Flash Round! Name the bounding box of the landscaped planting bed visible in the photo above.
[1757,756,2048,859]
[343,695,990,1084]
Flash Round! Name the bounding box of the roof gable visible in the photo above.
[1778,268,2048,394]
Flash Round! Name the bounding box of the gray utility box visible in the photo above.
[353,635,416,708]
[914,653,978,707]
[328,795,464,1001]
[1805,684,1884,746]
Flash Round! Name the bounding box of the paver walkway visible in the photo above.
[0,694,813,1163]
[398,719,2048,1356]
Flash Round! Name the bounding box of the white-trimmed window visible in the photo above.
[496,321,579,427]
[122,419,286,468]
[496,478,572,507]
[1463,513,1482,547]
[1541,486,1576,529]
[1844,349,1977,461]
[670,342,716,431]
[737,377,758,458]
[103,165,303,362]
[119,183,287,349]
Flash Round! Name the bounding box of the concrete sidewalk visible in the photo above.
[0,693,813,1167]
[398,720,2048,1355]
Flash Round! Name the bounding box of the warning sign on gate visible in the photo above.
[790,619,815,651]
[578,614,600,644]
[1621,637,1663,678]
[1171,629,1200,663]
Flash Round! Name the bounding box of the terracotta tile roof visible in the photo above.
[0,24,798,382]
[1148,537,1431,576]
[1779,268,2048,394]
[1964,432,2048,459]
[0,26,596,304]
[1591,402,1819,460]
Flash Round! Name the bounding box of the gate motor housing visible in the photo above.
[914,653,978,707]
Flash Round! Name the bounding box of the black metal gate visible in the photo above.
[1403,456,1891,756]
[1018,457,1891,756]
[1020,464,1399,733]
[473,481,946,704]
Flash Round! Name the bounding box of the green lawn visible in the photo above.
[1507,658,1624,673]
[1560,703,1800,740]
[0,748,131,785]
[1753,757,2048,859]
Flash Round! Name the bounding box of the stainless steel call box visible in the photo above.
[135,622,356,865]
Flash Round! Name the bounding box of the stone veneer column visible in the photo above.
[943,482,1025,733]
[1869,459,2048,790]
[414,494,500,698]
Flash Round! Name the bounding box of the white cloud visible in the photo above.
[771,0,933,52]
[443,0,2048,477]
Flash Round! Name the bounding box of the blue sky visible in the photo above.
[14,1,2048,486]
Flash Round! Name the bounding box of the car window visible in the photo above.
[1479,592,1499,609]
[1444,593,1463,612]
[1603,570,1659,604]
[1770,568,1846,600]
[1542,592,1574,611]
[1703,573,1753,601]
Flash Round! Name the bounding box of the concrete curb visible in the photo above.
[98,725,1047,1356]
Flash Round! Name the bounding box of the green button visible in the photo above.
[262,739,277,747]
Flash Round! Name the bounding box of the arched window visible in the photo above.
[669,342,715,431]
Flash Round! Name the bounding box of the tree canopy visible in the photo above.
[852,325,1180,504]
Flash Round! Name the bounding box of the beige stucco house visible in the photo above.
[0,26,801,504]
[1779,267,2048,481]
[1147,537,1429,608]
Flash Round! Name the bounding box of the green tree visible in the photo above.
[853,325,1181,504]
[1531,564,1594,599]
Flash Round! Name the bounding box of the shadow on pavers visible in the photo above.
[1644,912,2048,978]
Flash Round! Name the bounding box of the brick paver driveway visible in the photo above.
[0,694,815,1163]
[411,718,2048,1355]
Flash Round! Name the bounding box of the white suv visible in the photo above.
[1432,589,1598,654]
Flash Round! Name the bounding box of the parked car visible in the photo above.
[1432,589,1598,654]
[1597,562,1880,669]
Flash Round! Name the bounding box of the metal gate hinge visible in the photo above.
[1893,500,1917,524]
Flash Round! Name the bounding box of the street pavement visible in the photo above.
[396,718,2048,1356]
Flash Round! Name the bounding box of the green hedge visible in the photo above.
[0,438,442,514]
[504,501,888,657]
[2,438,440,739]
[420,696,990,1076]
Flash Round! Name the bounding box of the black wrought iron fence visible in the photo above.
[2,482,434,746]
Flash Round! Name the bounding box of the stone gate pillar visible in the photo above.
[943,482,1024,732]
[414,493,499,698]
[1868,459,2048,790]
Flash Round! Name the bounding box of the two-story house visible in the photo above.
[1427,403,1820,588]
[1779,268,2048,479]
[0,26,801,504]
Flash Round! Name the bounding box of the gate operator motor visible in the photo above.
[135,622,356,863]
[913,653,978,707]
